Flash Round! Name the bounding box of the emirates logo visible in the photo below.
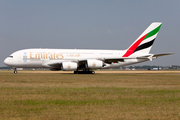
[67,64,71,69]
[92,62,96,67]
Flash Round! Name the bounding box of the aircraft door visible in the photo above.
[13,54,22,63]
[18,55,22,62]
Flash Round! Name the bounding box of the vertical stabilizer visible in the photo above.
[123,22,162,57]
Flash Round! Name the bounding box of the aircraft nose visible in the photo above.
[4,58,9,66]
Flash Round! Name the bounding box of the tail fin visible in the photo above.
[123,22,162,57]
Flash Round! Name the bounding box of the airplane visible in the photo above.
[4,22,173,74]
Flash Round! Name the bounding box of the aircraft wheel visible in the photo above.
[14,70,17,74]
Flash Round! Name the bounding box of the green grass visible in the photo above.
[0,71,180,119]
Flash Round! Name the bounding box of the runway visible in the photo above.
[12,70,180,74]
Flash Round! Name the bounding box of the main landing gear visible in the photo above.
[14,68,17,74]
[74,71,95,74]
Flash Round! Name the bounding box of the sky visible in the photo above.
[0,0,179,67]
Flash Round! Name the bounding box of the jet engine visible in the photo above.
[61,62,78,71]
[87,59,103,69]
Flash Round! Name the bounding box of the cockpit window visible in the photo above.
[9,56,13,58]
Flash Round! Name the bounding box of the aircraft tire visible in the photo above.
[14,71,17,74]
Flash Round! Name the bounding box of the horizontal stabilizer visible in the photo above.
[136,53,174,61]
[153,53,174,58]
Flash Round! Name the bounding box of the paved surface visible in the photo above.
[15,70,180,74]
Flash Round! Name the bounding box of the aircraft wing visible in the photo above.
[78,57,135,64]
[48,62,62,68]
[42,61,62,69]
[45,57,132,68]
[45,53,173,69]
[102,53,174,63]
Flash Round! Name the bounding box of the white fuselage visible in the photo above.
[4,48,149,69]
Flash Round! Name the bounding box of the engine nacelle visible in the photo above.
[87,60,103,69]
[62,62,78,71]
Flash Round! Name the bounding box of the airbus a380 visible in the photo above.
[4,22,173,74]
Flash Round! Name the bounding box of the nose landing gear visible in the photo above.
[14,68,17,74]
